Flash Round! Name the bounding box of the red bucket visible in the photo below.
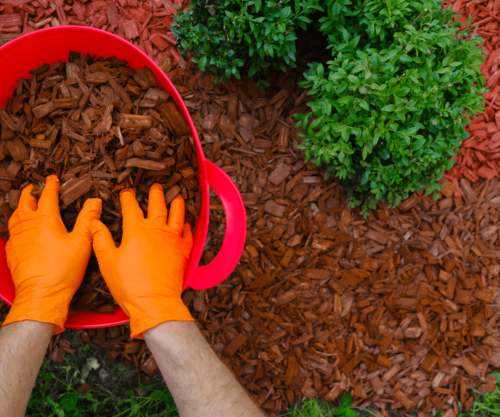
[0,27,246,328]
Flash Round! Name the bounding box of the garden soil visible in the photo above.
[2,1,500,417]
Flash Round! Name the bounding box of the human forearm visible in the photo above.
[0,321,53,416]
[144,321,263,417]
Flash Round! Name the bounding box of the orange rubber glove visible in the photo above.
[2,175,102,334]
[90,185,194,339]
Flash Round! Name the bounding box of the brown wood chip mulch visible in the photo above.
[0,52,200,312]
[0,0,185,70]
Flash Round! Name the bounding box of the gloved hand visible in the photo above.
[90,185,194,339]
[2,175,102,334]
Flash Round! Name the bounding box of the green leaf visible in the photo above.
[150,390,164,400]
[411,139,426,151]
[341,392,353,407]
[232,67,241,78]
[59,393,78,411]
[199,55,207,69]
[44,372,55,381]
[330,72,345,80]
[382,104,396,112]
[254,0,261,12]
[317,64,325,78]
[378,147,390,160]
[359,100,369,111]
[334,405,348,416]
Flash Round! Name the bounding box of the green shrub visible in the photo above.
[173,0,486,214]
[296,0,486,215]
[172,0,323,90]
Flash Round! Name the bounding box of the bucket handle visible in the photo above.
[188,160,246,290]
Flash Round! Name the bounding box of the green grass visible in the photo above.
[27,360,178,417]
[282,397,355,417]
[282,398,337,417]
[26,331,178,417]
[280,394,379,417]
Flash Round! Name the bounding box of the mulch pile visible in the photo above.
[0,41,199,392]
[2,3,500,417]
[445,0,500,183]
[0,52,200,312]
[0,0,185,71]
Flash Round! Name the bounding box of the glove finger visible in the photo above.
[147,184,167,223]
[90,219,116,256]
[17,184,37,212]
[120,189,144,229]
[72,198,103,241]
[167,195,185,235]
[182,223,193,248]
[38,175,61,215]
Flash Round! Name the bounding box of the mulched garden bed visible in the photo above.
[445,0,500,183]
[2,1,500,417]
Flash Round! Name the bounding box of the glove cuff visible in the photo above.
[127,298,193,339]
[2,295,69,335]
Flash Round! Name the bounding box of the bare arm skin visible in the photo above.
[144,321,263,417]
[0,321,54,417]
